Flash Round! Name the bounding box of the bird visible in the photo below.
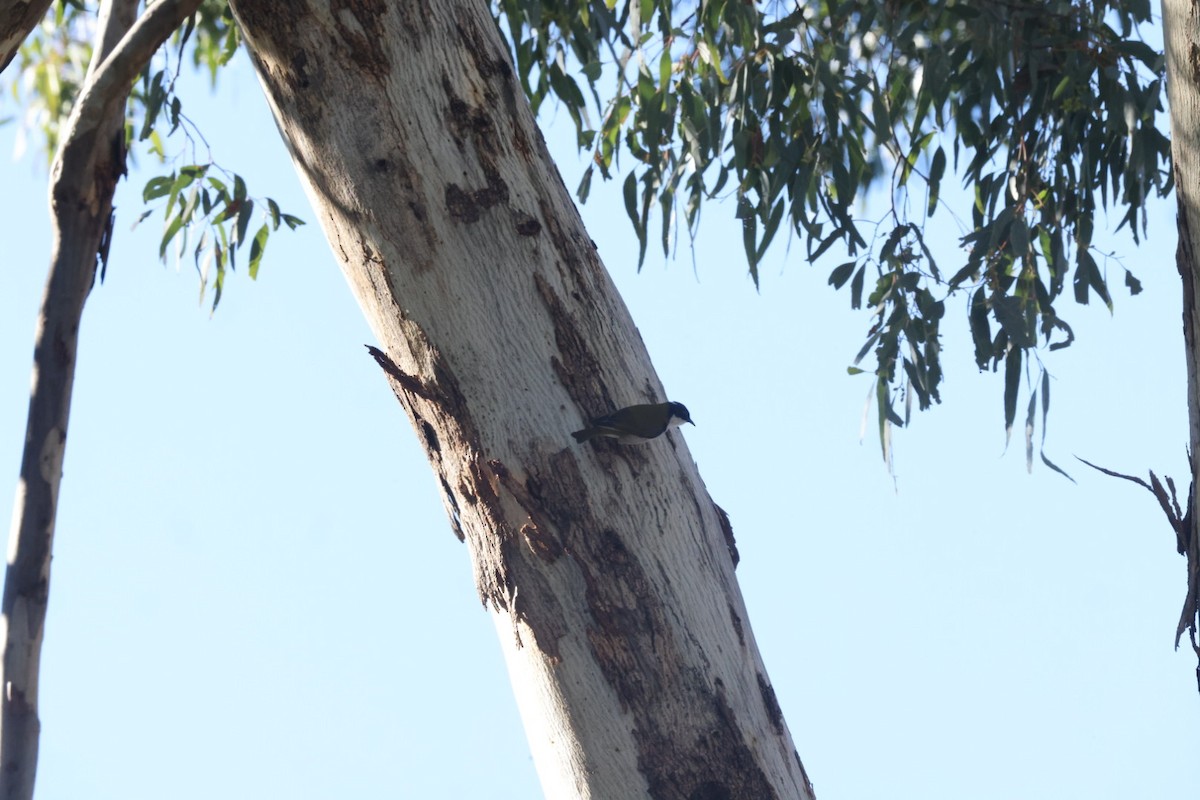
[571,401,694,444]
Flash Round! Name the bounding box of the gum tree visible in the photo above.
[1,1,1187,798]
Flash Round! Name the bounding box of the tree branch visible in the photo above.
[3,2,203,798]
[0,0,54,75]
[55,0,204,149]
[1076,456,1198,657]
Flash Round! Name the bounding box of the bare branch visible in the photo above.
[1076,456,1199,654]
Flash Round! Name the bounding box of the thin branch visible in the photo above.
[1076,456,1198,653]
[57,0,205,147]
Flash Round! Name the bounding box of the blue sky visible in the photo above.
[1,29,1195,800]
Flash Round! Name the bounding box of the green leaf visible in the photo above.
[1010,217,1029,256]
[1024,384,1037,472]
[159,214,185,260]
[876,378,892,467]
[993,294,1035,347]
[1051,75,1072,101]
[756,200,785,263]
[235,198,255,246]
[623,171,642,246]
[969,288,992,367]
[927,146,946,216]
[828,261,856,289]
[248,224,269,279]
[143,175,173,202]
[853,329,882,367]
[577,165,594,202]
[741,208,759,287]
[1003,346,1020,446]
[850,265,865,309]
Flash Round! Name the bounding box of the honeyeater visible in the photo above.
[571,402,694,444]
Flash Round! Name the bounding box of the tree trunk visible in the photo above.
[1,2,201,797]
[227,1,813,797]
[1162,0,1200,682]
[0,0,53,75]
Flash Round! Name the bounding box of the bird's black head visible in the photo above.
[668,401,694,426]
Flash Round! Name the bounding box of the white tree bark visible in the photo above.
[1161,0,1200,667]
[227,1,814,797]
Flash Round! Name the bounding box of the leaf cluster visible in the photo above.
[137,165,303,312]
[493,0,1171,468]
[6,2,94,160]
[7,0,298,311]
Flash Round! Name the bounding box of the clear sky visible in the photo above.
[1,25,1195,800]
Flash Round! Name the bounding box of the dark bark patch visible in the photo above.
[635,676,779,800]
[420,419,440,453]
[229,2,323,124]
[530,449,589,530]
[445,183,479,223]
[688,783,732,800]
[489,460,568,564]
[408,199,427,224]
[474,168,509,208]
[533,273,611,414]
[728,603,744,647]
[450,16,532,161]
[438,475,464,541]
[329,0,390,76]
[534,195,613,318]
[475,458,570,659]
[456,19,511,82]
[444,170,509,224]
[756,672,784,735]
[445,88,495,149]
[714,503,739,567]
[521,521,562,563]
[576,527,665,712]
[469,457,502,512]
[366,149,435,263]
[289,49,314,89]
[515,213,542,237]
[364,344,437,400]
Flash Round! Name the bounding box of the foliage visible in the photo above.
[135,165,303,310]
[7,1,93,161]
[131,5,303,312]
[3,0,299,311]
[5,1,1172,460]
[492,0,1171,469]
